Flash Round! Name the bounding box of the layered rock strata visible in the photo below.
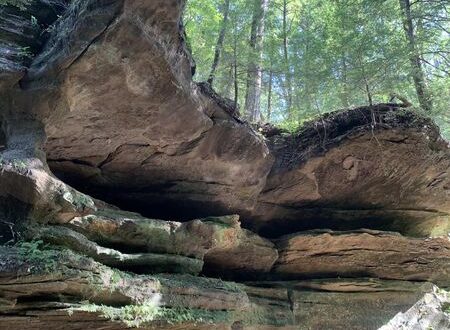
[0,0,449,329]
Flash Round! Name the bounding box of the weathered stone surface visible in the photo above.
[247,279,438,330]
[35,225,204,275]
[67,212,272,256]
[0,1,66,89]
[31,212,277,276]
[14,0,273,219]
[203,227,277,277]
[0,1,449,329]
[248,106,450,237]
[293,289,430,330]
[2,1,448,236]
[380,287,450,330]
[0,117,96,232]
[0,247,437,330]
[274,230,450,285]
[0,246,292,329]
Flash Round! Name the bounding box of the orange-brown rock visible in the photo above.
[249,106,450,237]
[1,1,450,330]
[0,246,291,329]
[2,0,449,237]
[274,230,450,285]
[18,0,273,219]
[0,247,437,330]
[33,212,278,276]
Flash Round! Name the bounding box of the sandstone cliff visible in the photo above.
[0,1,449,329]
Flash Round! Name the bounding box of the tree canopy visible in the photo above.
[185,0,450,138]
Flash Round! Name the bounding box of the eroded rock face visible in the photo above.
[19,0,273,219]
[274,230,450,285]
[32,211,278,276]
[3,0,448,235]
[0,0,66,89]
[249,106,450,237]
[0,247,257,329]
[0,0,450,329]
[380,287,450,330]
[0,247,439,330]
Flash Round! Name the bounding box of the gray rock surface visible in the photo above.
[379,286,450,330]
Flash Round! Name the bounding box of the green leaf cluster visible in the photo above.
[16,240,59,272]
[77,301,230,328]
[185,0,450,138]
[0,0,30,9]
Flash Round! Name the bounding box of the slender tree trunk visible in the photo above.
[207,0,231,86]
[399,0,432,111]
[224,63,234,97]
[234,59,239,107]
[365,81,373,106]
[340,55,350,108]
[282,0,293,119]
[233,16,239,107]
[359,58,373,106]
[244,0,269,122]
[267,68,273,121]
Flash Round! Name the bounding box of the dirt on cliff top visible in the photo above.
[265,104,447,172]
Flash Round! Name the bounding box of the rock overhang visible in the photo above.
[2,0,448,235]
[0,1,449,328]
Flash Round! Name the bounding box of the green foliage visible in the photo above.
[0,158,28,173]
[159,307,230,325]
[16,240,59,272]
[110,270,123,288]
[443,302,450,314]
[77,301,230,328]
[105,269,135,293]
[79,300,160,328]
[0,0,30,9]
[17,46,33,59]
[72,193,94,209]
[185,0,450,138]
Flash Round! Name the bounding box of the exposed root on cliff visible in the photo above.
[267,104,444,172]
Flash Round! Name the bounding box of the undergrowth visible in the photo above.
[0,157,28,173]
[443,302,450,314]
[77,300,160,328]
[75,301,230,328]
[15,239,59,272]
[0,0,30,9]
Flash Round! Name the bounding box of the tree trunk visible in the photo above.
[244,0,269,122]
[282,0,293,119]
[207,0,231,86]
[267,68,273,121]
[399,0,432,111]
[234,59,239,107]
[365,81,373,106]
[224,63,234,97]
[340,55,350,108]
[233,15,239,108]
[360,59,373,106]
